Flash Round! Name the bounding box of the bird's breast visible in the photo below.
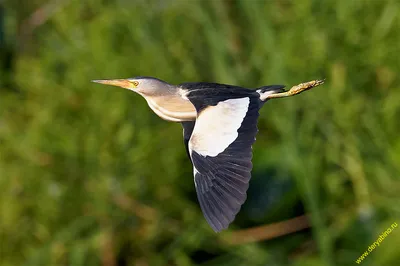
[145,94,197,122]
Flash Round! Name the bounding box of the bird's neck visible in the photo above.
[144,94,196,122]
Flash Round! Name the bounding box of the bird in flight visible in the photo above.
[92,77,324,232]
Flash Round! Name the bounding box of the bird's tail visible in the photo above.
[256,85,286,101]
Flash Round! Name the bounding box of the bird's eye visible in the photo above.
[132,81,139,87]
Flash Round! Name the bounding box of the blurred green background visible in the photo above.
[1,0,400,265]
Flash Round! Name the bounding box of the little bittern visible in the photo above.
[92,77,324,232]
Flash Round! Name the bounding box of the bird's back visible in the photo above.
[179,82,259,111]
[179,82,254,95]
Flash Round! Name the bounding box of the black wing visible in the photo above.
[181,121,195,161]
[185,90,261,232]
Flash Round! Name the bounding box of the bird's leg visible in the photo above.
[266,79,325,99]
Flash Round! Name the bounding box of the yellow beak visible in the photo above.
[91,79,132,89]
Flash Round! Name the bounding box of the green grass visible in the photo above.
[1,0,400,265]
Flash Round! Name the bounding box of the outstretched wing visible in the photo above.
[181,121,195,161]
[187,95,261,232]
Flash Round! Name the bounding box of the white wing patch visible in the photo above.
[189,97,250,157]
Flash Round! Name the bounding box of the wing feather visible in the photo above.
[187,95,261,232]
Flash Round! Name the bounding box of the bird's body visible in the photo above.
[92,77,324,232]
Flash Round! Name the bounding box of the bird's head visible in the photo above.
[92,76,196,121]
[92,76,172,96]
